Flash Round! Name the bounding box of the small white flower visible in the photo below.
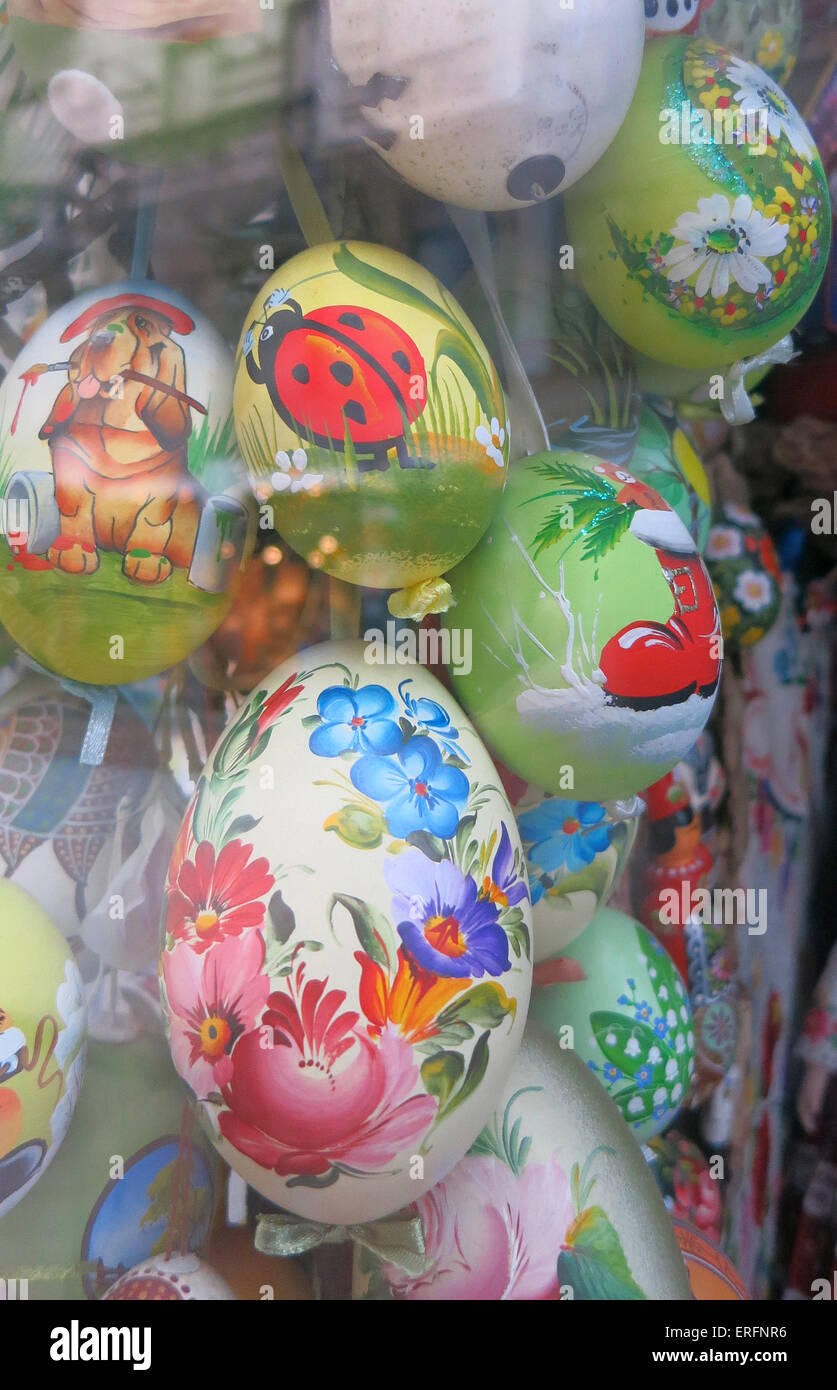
[726,55,815,161]
[271,447,323,495]
[706,525,744,561]
[625,1037,641,1057]
[675,1034,686,1054]
[680,1005,689,1023]
[724,503,761,528]
[628,1096,644,1115]
[664,193,788,300]
[734,569,774,613]
[667,1009,677,1028]
[649,1046,662,1064]
[665,1058,678,1081]
[648,966,657,980]
[687,1032,695,1048]
[475,417,507,468]
[658,985,669,1002]
[605,1032,618,1047]
[653,1087,668,1107]
[672,1082,683,1102]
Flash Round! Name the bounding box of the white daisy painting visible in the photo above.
[663,194,788,300]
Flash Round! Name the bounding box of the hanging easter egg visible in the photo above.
[528,907,696,1142]
[354,1025,692,1299]
[565,37,831,370]
[629,403,712,551]
[0,1034,216,1299]
[644,0,712,35]
[644,1129,723,1243]
[447,449,722,802]
[0,879,86,1217]
[234,241,507,602]
[671,1218,750,1298]
[699,0,802,85]
[0,679,184,977]
[6,1,289,166]
[160,639,532,1224]
[103,1253,235,1302]
[705,505,782,649]
[512,782,642,963]
[0,281,254,685]
[328,0,647,211]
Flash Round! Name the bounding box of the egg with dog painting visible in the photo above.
[447,449,722,802]
[6,1,289,166]
[0,879,86,1218]
[328,0,646,211]
[0,281,254,685]
[160,639,532,1224]
[234,241,507,597]
[528,907,695,1142]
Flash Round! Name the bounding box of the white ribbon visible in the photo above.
[720,335,797,426]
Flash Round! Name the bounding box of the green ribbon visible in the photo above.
[255,1208,428,1276]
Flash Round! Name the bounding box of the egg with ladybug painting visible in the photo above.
[234,241,508,595]
[0,281,254,685]
[565,36,831,370]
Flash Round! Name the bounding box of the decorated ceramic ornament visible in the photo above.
[160,640,532,1224]
[0,1034,215,1299]
[529,907,696,1142]
[644,1129,722,1242]
[671,1218,750,1298]
[328,0,646,211]
[447,449,722,802]
[0,281,253,685]
[699,0,802,85]
[0,879,86,1217]
[234,241,507,604]
[103,1253,235,1301]
[629,403,712,550]
[512,782,642,963]
[644,0,711,35]
[705,504,782,649]
[354,1025,692,1299]
[565,37,831,370]
[0,680,184,976]
[6,1,288,166]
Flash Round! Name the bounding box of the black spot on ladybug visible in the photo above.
[506,155,565,202]
[291,363,310,384]
[338,312,365,330]
[345,400,367,425]
[330,361,354,386]
[392,350,410,373]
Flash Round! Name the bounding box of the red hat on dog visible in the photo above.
[61,294,196,342]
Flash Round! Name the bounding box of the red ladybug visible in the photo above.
[243,292,430,472]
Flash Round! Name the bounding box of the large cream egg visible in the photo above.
[328,0,646,211]
[354,1025,692,1299]
[160,640,533,1224]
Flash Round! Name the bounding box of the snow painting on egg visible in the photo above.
[159,640,532,1224]
[448,449,722,802]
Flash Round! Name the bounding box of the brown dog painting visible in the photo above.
[34,293,207,585]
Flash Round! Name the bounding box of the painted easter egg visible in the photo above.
[644,0,712,35]
[0,280,254,685]
[103,1253,235,1301]
[705,504,782,649]
[699,0,802,86]
[6,1,289,166]
[629,402,712,551]
[328,0,646,211]
[447,449,722,802]
[0,679,184,977]
[565,37,831,370]
[234,241,507,595]
[160,639,532,1224]
[354,1025,692,1299]
[528,907,696,1142]
[0,1033,216,1299]
[644,1129,722,1243]
[513,783,642,963]
[0,878,86,1217]
[671,1218,750,1298]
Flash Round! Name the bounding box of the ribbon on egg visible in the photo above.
[255,1208,429,1276]
[719,335,797,426]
